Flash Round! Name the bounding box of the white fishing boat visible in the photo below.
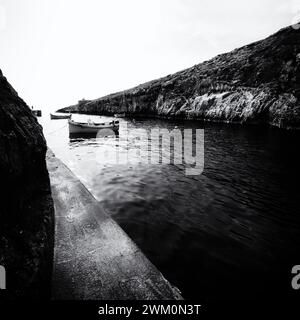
[68,115,119,134]
[50,112,71,119]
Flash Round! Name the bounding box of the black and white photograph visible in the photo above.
[0,0,300,317]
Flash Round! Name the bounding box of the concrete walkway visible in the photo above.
[47,150,182,300]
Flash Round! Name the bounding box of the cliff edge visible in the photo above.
[0,69,54,299]
[59,25,300,129]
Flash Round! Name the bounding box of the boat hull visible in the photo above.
[68,120,119,134]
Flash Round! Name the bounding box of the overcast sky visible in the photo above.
[0,0,298,111]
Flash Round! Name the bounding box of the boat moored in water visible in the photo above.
[32,110,42,117]
[68,115,119,134]
[50,112,71,119]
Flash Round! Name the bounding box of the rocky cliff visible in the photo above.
[59,25,300,129]
[0,69,54,299]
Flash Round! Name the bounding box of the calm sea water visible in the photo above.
[39,114,300,301]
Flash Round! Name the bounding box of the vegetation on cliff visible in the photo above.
[59,25,300,128]
[0,69,54,299]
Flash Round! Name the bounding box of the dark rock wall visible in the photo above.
[0,69,54,299]
[59,25,300,129]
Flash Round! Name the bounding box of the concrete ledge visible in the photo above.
[46,150,182,300]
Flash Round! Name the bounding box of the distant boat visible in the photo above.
[68,115,119,134]
[32,110,42,117]
[114,113,126,118]
[50,112,71,120]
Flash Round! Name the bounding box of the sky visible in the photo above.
[0,0,298,112]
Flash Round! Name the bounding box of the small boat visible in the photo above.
[50,112,71,120]
[68,115,119,134]
[114,113,126,118]
[32,110,42,117]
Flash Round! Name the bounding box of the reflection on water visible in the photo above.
[69,131,119,141]
[39,115,300,300]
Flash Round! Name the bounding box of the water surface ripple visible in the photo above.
[40,115,300,300]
